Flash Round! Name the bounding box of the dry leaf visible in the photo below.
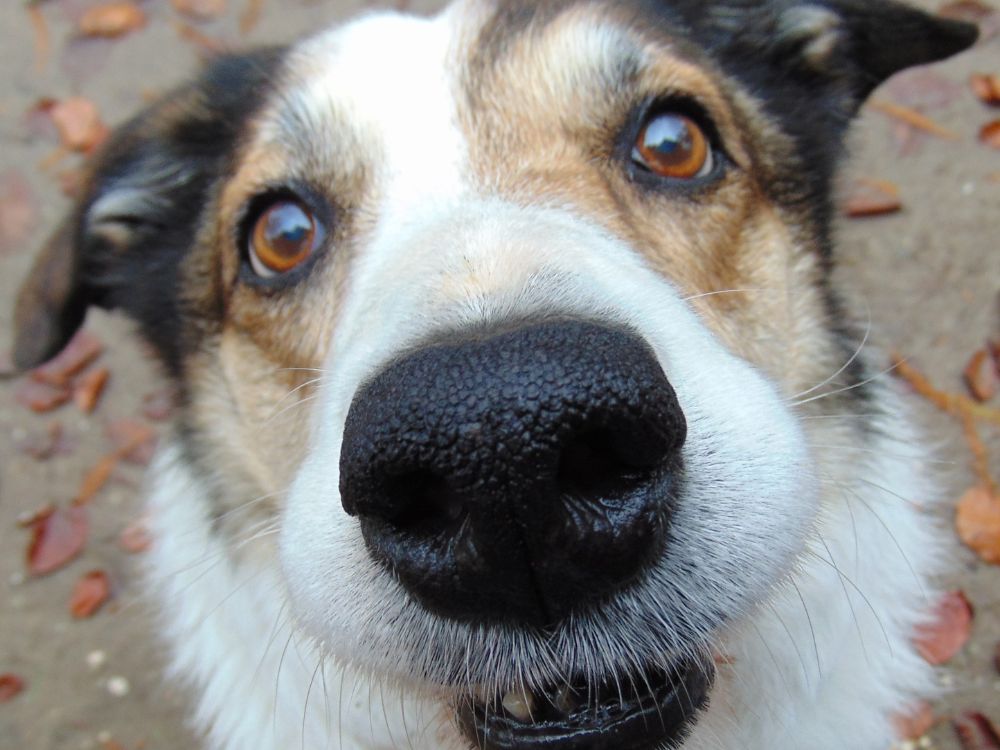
[0,674,25,703]
[74,452,120,506]
[965,348,999,402]
[0,169,38,256]
[174,20,228,56]
[171,0,226,21]
[14,378,71,413]
[954,712,1000,750]
[240,0,264,34]
[120,518,153,554]
[894,701,936,741]
[914,590,974,665]
[940,0,996,21]
[73,367,110,414]
[25,505,88,576]
[868,99,959,140]
[971,74,1000,106]
[30,330,104,387]
[106,419,158,465]
[843,179,903,218]
[70,570,111,618]
[980,120,1000,149]
[957,485,1000,564]
[28,5,50,72]
[16,422,69,461]
[79,2,147,39]
[49,97,109,154]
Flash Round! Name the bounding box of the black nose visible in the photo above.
[339,320,686,627]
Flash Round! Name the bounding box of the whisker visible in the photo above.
[793,302,872,401]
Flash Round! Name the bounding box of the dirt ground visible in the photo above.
[0,1,997,749]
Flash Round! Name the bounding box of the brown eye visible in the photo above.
[633,113,713,180]
[249,200,319,278]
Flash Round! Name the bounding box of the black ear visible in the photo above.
[676,0,978,112]
[774,0,979,100]
[12,49,286,372]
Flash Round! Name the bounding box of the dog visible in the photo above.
[12,1,978,748]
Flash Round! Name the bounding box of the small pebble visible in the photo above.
[86,650,107,671]
[8,572,25,587]
[106,676,130,697]
[97,731,112,743]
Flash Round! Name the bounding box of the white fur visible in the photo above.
[143,4,943,749]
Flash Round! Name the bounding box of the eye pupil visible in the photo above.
[250,199,318,277]
[634,113,711,180]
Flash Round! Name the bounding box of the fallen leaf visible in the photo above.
[49,97,109,154]
[894,701,936,741]
[971,74,1000,106]
[142,389,175,421]
[171,0,226,21]
[965,348,999,402]
[173,20,228,57]
[27,5,50,72]
[954,712,1000,750]
[940,1,1000,40]
[70,570,111,618]
[74,452,120,506]
[29,330,104,387]
[957,485,1000,564]
[73,367,110,414]
[240,0,264,34]
[843,178,903,218]
[25,505,88,576]
[914,590,974,665]
[0,674,25,703]
[0,169,38,256]
[869,99,959,140]
[106,419,158,465]
[119,518,153,554]
[980,120,1000,149]
[14,378,71,413]
[940,0,996,21]
[16,422,68,461]
[78,2,147,39]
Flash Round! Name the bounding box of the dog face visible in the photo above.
[14,1,976,748]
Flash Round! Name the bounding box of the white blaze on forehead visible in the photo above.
[285,9,468,214]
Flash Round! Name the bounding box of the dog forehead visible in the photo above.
[251,1,692,206]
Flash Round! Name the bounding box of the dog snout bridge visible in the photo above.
[339,320,686,627]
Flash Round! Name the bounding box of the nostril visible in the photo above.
[383,471,467,533]
[556,429,651,501]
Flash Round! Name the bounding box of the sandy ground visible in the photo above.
[0,1,997,748]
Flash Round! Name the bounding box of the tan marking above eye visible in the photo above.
[633,113,712,180]
[249,200,318,277]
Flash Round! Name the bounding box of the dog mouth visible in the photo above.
[456,655,714,750]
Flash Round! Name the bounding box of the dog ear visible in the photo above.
[764,0,977,102]
[12,49,285,372]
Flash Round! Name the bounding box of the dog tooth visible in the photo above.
[501,690,535,722]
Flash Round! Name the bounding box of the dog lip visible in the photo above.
[456,656,714,750]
